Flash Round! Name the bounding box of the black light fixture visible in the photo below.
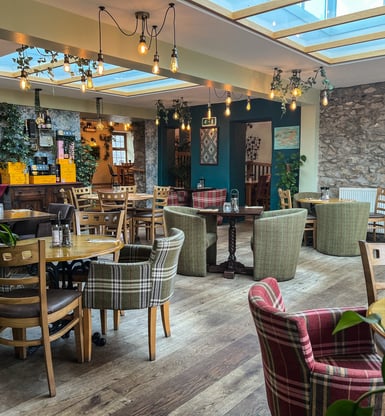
[97,6,105,75]
[155,97,191,130]
[99,3,178,74]
[95,97,104,131]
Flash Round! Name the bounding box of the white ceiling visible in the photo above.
[1,0,385,116]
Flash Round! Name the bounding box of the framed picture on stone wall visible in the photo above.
[200,127,218,165]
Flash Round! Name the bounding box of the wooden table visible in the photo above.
[297,198,354,204]
[20,234,124,287]
[0,209,56,224]
[199,206,264,279]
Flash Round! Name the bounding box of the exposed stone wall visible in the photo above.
[319,82,385,197]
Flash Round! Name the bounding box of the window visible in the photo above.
[112,131,134,164]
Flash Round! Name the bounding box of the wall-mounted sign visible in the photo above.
[201,117,217,127]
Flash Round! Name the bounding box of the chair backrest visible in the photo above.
[36,203,75,237]
[84,228,184,310]
[248,277,312,416]
[0,240,46,307]
[98,190,129,212]
[316,202,370,256]
[359,240,385,305]
[278,188,292,209]
[151,186,170,213]
[72,186,93,210]
[74,210,125,244]
[374,187,385,215]
[108,164,117,177]
[117,185,137,193]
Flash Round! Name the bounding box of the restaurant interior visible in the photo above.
[1,1,385,415]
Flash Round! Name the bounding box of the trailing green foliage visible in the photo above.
[0,102,34,165]
[74,141,98,186]
[326,311,385,415]
[275,151,306,196]
[0,224,19,247]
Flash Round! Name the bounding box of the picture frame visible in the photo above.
[200,127,218,165]
[274,126,300,150]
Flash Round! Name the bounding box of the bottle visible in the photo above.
[45,111,52,129]
[51,221,61,247]
[61,220,71,247]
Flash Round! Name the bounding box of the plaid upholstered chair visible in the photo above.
[251,208,307,281]
[82,227,184,362]
[163,206,217,276]
[316,202,370,256]
[248,277,385,416]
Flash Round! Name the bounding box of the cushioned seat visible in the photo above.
[251,208,307,281]
[316,202,370,256]
[163,206,217,276]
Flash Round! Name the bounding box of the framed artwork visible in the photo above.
[274,126,300,150]
[200,127,218,165]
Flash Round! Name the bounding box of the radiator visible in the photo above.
[338,187,377,211]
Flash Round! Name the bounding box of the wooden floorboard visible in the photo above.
[0,218,372,415]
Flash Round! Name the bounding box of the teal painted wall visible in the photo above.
[158,97,301,210]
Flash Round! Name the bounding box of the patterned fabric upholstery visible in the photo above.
[251,208,307,281]
[167,190,189,206]
[248,277,385,416]
[316,202,370,256]
[192,188,227,224]
[163,206,217,277]
[83,228,185,310]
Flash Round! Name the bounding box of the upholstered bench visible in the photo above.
[192,188,227,224]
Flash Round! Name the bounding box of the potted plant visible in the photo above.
[74,141,98,186]
[0,224,19,247]
[276,151,306,197]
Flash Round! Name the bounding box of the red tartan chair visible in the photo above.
[248,277,385,416]
[192,188,227,224]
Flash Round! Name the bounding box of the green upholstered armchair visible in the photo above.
[251,208,307,281]
[82,228,185,362]
[163,206,217,277]
[315,202,370,256]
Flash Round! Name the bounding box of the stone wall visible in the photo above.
[319,82,385,197]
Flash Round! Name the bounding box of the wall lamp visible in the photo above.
[269,66,333,114]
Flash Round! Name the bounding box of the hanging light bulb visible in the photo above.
[80,74,86,93]
[246,96,251,111]
[321,90,328,106]
[86,70,93,89]
[63,54,71,72]
[207,104,212,119]
[290,97,297,111]
[270,88,275,99]
[225,91,232,105]
[19,69,28,90]
[155,115,160,126]
[152,53,160,75]
[173,108,179,120]
[138,34,148,55]
[225,104,231,117]
[181,119,186,130]
[96,119,104,131]
[186,122,191,131]
[170,47,179,73]
[97,53,104,75]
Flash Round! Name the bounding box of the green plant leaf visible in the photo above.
[332,311,382,335]
[326,399,373,416]
[0,223,19,247]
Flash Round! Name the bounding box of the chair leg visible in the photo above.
[100,309,107,335]
[42,319,56,397]
[113,310,120,330]
[148,306,157,361]
[161,301,171,337]
[12,328,27,359]
[83,308,92,362]
[73,301,84,363]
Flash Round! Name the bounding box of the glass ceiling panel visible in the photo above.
[196,0,385,64]
[109,78,190,93]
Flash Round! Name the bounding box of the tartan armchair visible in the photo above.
[248,277,384,416]
[251,208,307,281]
[83,228,185,362]
[163,206,217,276]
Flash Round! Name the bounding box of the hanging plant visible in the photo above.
[99,128,113,161]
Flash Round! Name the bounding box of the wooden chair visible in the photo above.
[83,228,185,361]
[368,187,385,241]
[97,190,130,243]
[71,186,94,211]
[359,239,385,354]
[0,240,84,397]
[134,185,170,243]
[255,174,271,210]
[108,164,119,185]
[278,188,317,248]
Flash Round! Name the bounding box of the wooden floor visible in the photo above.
[0,219,372,416]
